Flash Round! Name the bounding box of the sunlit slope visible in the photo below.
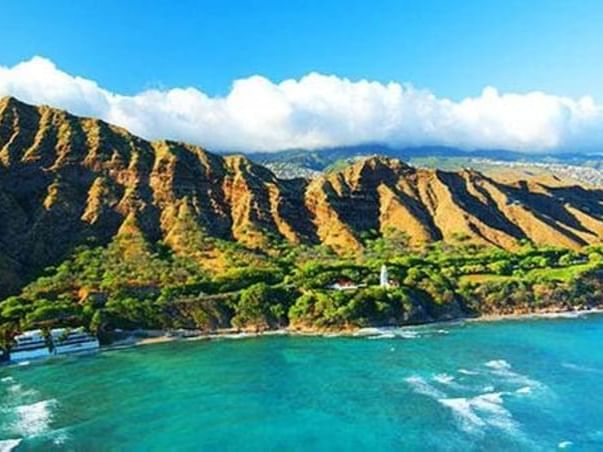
[2,95,603,283]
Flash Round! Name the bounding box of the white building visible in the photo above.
[380,265,389,288]
[10,327,99,362]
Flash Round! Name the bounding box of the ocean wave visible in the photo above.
[1,380,39,405]
[484,360,545,394]
[533,311,584,319]
[439,391,518,435]
[472,393,517,433]
[485,359,512,371]
[0,439,22,452]
[354,327,382,337]
[562,362,603,375]
[558,440,573,449]
[1,377,14,384]
[356,326,449,340]
[356,327,420,339]
[10,399,57,437]
[433,373,455,385]
[7,384,23,393]
[458,368,479,376]
[405,375,446,399]
[439,397,486,432]
[367,333,396,340]
[211,333,254,340]
[47,428,71,446]
[397,330,422,339]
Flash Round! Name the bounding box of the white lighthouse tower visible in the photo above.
[380,264,389,288]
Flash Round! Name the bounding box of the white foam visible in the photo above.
[213,333,252,340]
[405,375,446,399]
[472,393,517,433]
[458,368,479,376]
[4,381,38,400]
[439,397,486,433]
[558,440,573,449]
[516,386,532,395]
[50,429,70,446]
[11,399,57,437]
[439,391,518,435]
[485,359,512,371]
[368,333,396,340]
[1,376,15,384]
[0,439,22,452]
[397,330,420,339]
[354,328,382,337]
[356,327,420,339]
[536,312,582,319]
[485,360,545,393]
[7,384,23,393]
[433,373,456,385]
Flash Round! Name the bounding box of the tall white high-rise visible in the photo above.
[380,264,389,288]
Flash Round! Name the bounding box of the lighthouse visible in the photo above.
[380,264,389,288]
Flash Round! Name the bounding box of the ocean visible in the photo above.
[2,314,603,451]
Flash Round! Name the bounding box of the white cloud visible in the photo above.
[0,56,602,153]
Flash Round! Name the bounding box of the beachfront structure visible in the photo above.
[9,327,99,362]
[52,328,100,356]
[10,330,51,362]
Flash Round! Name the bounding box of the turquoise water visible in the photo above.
[2,315,603,451]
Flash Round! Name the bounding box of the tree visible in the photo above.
[233,283,291,329]
[488,260,513,275]
[0,320,19,357]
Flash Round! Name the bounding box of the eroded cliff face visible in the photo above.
[305,156,603,252]
[2,96,603,287]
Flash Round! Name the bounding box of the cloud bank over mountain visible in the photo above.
[1,56,602,153]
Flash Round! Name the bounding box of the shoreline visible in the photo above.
[469,306,603,323]
[111,305,603,350]
[4,306,602,366]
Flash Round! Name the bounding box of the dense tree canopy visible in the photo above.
[2,232,603,353]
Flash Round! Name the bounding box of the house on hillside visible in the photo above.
[327,279,366,291]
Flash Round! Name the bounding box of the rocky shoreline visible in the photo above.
[108,305,603,350]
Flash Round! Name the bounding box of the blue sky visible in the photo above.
[1,1,602,152]
[2,0,602,100]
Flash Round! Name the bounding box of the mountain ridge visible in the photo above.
[2,96,603,295]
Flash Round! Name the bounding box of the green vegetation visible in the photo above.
[2,231,603,353]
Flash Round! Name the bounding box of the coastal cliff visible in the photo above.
[4,97,603,294]
[2,96,603,341]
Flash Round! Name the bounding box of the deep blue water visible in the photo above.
[2,314,603,451]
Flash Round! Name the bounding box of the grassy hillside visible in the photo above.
[2,231,603,352]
